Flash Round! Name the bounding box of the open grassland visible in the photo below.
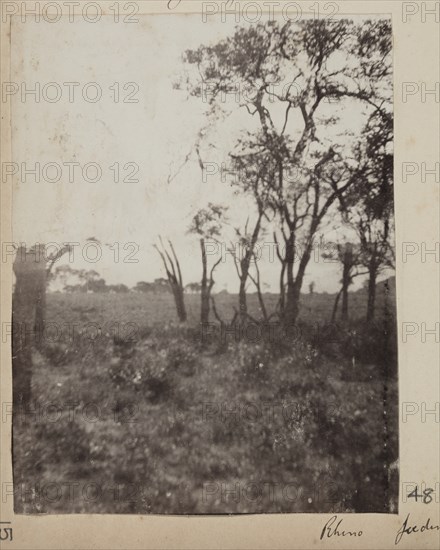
[13,286,398,514]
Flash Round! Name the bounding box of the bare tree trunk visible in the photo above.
[238,278,247,322]
[367,262,377,323]
[331,288,343,324]
[341,281,349,322]
[274,232,286,316]
[12,246,46,410]
[172,285,187,323]
[200,291,210,324]
[284,285,297,325]
[284,243,312,325]
[281,230,298,324]
[248,253,268,322]
[200,238,210,324]
[32,244,71,347]
[341,244,354,323]
[199,238,222,325]
[34,285,46,349]
[154,238,187,323]
[279,263,286,313]
[232,212,263,325]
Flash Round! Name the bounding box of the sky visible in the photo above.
[10,14,393,293]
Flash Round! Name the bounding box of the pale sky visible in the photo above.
[10,14,393,293]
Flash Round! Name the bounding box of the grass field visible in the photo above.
[12,284,398,514]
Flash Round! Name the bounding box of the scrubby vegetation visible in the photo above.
[12,286,398,515]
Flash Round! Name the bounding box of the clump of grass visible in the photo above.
[236,341,273,381]
[109,351,172,401]
[166,338,199,376]
[34,416,93,469]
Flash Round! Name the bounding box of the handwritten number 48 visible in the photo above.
[408,487,434,504]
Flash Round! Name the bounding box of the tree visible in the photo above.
[247,250,272,322]
[12,245,47,406]
[227,149,275,323]
[52,266,111,293]
[185,282,202,294]
[64,284,85,293]
[183,19,392,325]
[134,280,170,294]
[339,243,356,322]
[52,266,90,291]
[108,284,129,294]
[52,264,76,289]
[153,278,171,294]
[80,270,102,292]
[324,242,364,323]
[188,203,227,323]
[344,109,394,322]
[134,281,153,293]
[32,244,71,341]
[46,245,73,284]
[154,237,187,322]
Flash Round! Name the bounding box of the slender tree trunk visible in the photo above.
[367,262,377,323]
[341,266,350,324]
[282,231,296,323]
[37,245,69,341]
[341,284,349,322]
[154,238,187,323]
[331,288,343,324]
[200,290,210,323]
[284,243,312,325]
[172,284,187,323]
[279,262,286,314]
[284,285,297,325]
[284,232,295,293]
[34,284,46,349]
[12,246,46,409]
[248,255,268,322]
[236,212,263,325]
[238,277,247,323]
[274,231,286,316]
[200,238,210,324]
[341,244,354,323]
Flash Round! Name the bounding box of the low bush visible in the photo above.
[109,350,173,402]
[34,417,92,467]
[236,341,273,381]
[166,338,199,376]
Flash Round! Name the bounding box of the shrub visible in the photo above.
[41,343,78,366]
[108,349,173,402]
[236,341,273,381]
[166,339,199,376]
[35,417,92,466]
[352,319,397,374]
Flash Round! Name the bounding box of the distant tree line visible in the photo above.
[49,266,211,297]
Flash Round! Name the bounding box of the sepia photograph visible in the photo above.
[8,12,398,516]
